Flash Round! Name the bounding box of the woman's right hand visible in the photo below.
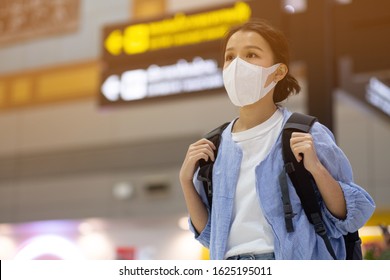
[179,138,216,185]
[179,138,216,234]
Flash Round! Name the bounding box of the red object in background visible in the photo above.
[116,247,136,260]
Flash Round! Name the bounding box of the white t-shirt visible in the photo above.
[225,109,284,258]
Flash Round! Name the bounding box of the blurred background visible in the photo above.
[0,0,389,260]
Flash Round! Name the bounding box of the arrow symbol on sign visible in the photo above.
[104,29,123,56]
[101,75,121,101]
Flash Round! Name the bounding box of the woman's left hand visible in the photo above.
[289,132,320,174]
[290,132,347,219]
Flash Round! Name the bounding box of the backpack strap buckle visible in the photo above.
[279,170,296,233]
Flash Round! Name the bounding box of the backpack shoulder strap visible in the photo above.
[282,113,363,260]
[282,113,319,222]
[281,112,337,259]
[197,122,229,208]
[283,112,317,134]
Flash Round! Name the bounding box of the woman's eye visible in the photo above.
[225,55,234,61]
[247,53,257,58]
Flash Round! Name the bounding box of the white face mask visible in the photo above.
[223,57,280,107]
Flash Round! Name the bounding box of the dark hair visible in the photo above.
[222,18,301,103]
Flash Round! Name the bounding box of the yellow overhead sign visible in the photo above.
[104,2,251,56]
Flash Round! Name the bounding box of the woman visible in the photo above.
[179,18,375,260]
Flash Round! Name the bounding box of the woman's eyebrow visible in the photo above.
[225,45,264,52]
[225,47,235,52]
[244,45,264,52]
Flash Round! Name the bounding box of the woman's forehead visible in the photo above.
[226,30,270,50]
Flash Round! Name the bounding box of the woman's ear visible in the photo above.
[275,63,288,82]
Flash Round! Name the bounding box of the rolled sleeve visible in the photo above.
[323,181,375,235]
[189,212,211,248]
[187,169,212,248]
[312,123,376,236]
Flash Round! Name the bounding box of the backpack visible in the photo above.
[197,112,362,260]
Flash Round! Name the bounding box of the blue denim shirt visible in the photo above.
[189,107,375,260]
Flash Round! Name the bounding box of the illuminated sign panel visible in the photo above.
[366,78,390,117]
[99,0,275,106]
[339,57,390,120]
[104,2,251,56]
[101,57,223,102]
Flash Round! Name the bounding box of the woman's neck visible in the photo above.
[233,98,277,133]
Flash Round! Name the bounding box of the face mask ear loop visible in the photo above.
[261,80,277,96]
[260,63,281,96]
